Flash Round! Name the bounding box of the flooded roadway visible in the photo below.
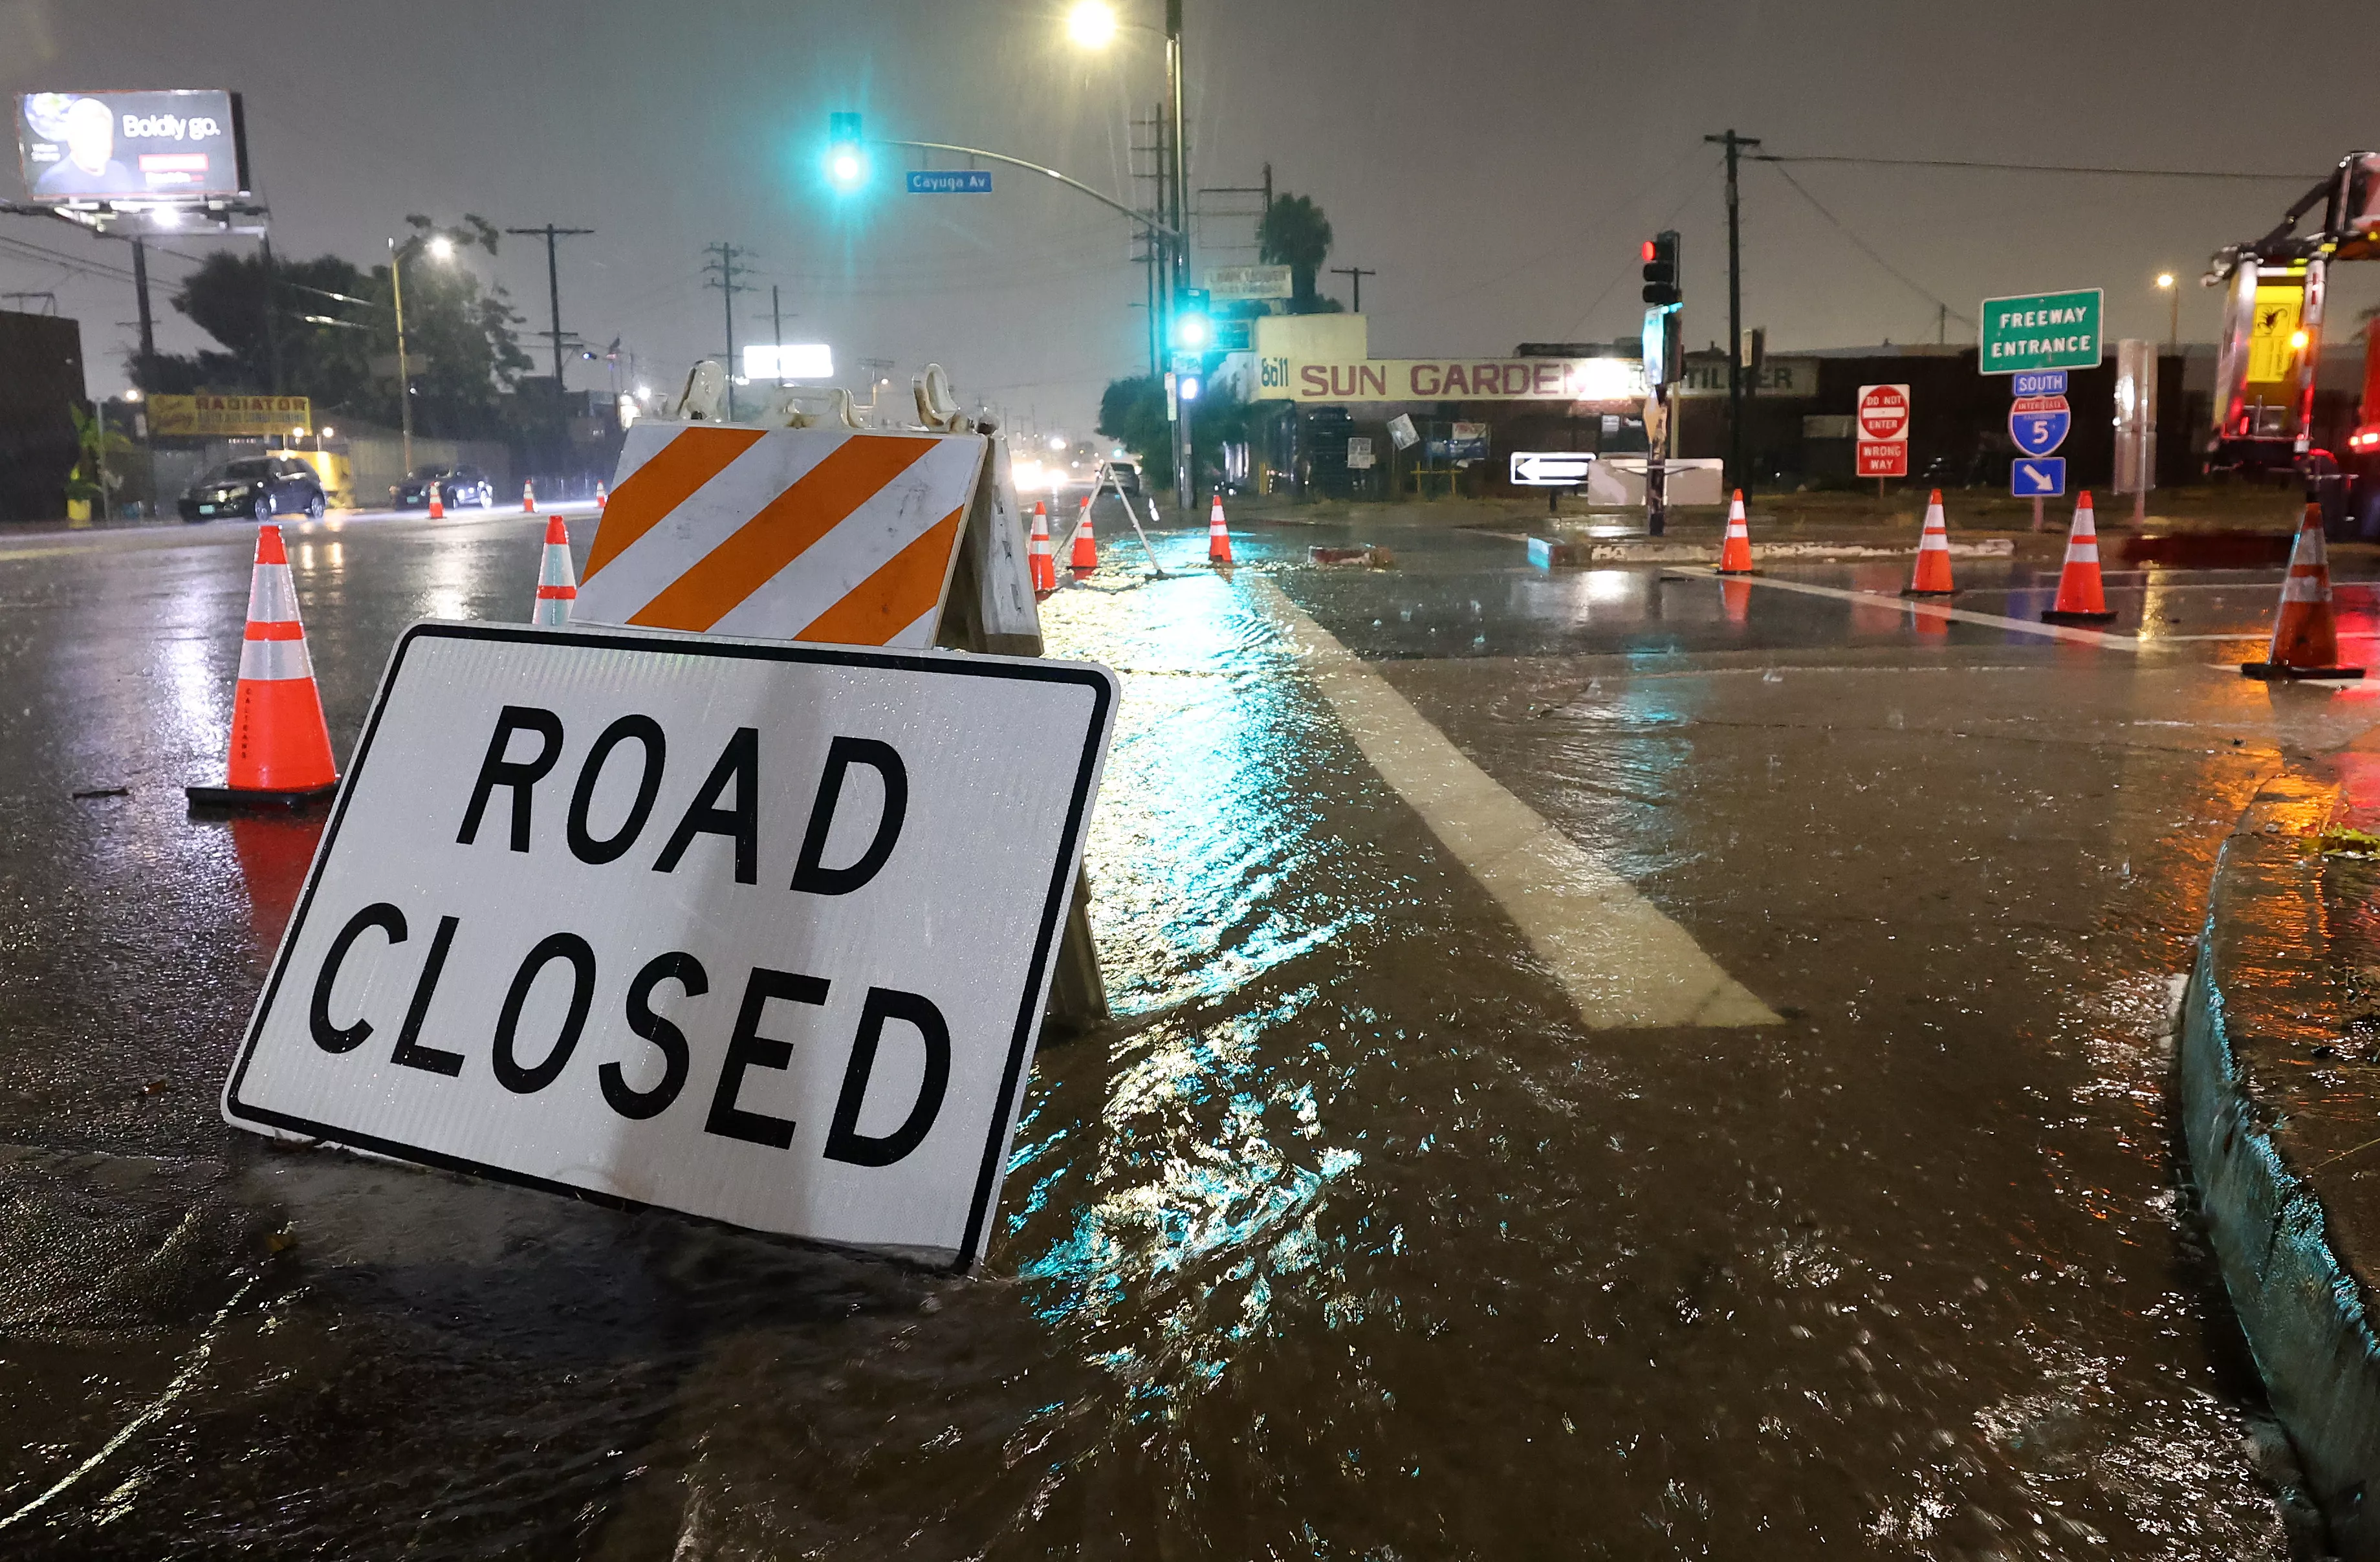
[1,504,2374,1556]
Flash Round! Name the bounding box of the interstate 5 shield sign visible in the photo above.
[2009,395,2071,458]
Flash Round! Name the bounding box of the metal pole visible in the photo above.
[1167,0,1191,512]
[771,284,785,387]
[544,228,565,387]
[1706,129,1760,495]
[390,237,413,478]
[131,237,155,384]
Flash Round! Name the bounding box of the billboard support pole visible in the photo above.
[130,238,154,386]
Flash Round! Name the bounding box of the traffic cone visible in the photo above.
[534,514,577,626]
[1208,494,1234,565]
[595,481,607,512]
[1069,497,1098,574]
[521,479,536,514]
[186,525,338,810]
[1903,489,1956,596]
[2041,492,2117,625]
[426,483,444,520]
[1716,488,1754,574]
[1029,501,1058,594]
[2243,504,2366,680]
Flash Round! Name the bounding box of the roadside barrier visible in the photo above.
[534,515,577,626]
[2243,504,2365,680]
[2042,492,2116,625]
[1717,488,1754,575]
[1030,501,1057,594]
[1903,488,1956,596]
[185,525,339,810]
[1069,496,1098,575]
[521,479,536,514]
[1208,494,1234,565]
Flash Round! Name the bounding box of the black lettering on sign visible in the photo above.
[457,706,565,852]
[604,952,706,1120]
[311,902,406,1054]
[704,966,826,1149]
[492,933,596,1094]
[390,914,466,1076]
[789,737,908,896]
[567,715,667,865]
[653,727,759,885]
[824,987,951,1167]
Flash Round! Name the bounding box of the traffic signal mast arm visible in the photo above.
[871,138,1181,240]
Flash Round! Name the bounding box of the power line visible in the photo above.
[1754,153,2308,181]
[1765,161,1974,332]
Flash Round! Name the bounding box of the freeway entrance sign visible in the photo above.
[1509,451,1596,486]
[1981,288,2103,374]
[907,169,992,193]
[222,622,1118,1268]
[2013,457,2067,497]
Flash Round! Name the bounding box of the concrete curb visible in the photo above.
[2181,786,2380,1555]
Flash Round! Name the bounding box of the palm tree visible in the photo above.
[1258,194,1333,312]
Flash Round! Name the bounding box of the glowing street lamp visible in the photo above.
[390,230,458,475]
[1066,1,1118,48]
[2155,271,2178,356]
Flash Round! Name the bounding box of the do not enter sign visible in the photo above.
[222,622,1117,1267]
[1855,383,1911,479]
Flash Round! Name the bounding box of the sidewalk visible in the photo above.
[2182,722,2380,1559]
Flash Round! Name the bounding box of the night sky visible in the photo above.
[5,0,2377,434]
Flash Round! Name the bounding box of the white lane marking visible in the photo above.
[1662,565,2144,650]
[1249,578,1779,1030]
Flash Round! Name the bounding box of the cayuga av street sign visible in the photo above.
[1981,288,2102,374]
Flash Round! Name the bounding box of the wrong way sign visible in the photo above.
[221,622,1117,1267]
[1855,384,1911,478]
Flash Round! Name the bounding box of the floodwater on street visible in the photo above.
[0,503,2373,1556]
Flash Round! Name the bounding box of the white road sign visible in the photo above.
[1509,451,1597,486]
[221,622,1118,1268]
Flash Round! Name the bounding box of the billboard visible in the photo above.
[16,91,247,202]
[147,395,312,439]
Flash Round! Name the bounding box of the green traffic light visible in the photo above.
[827,111,866,191]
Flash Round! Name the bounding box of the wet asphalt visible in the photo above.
[1,499,2375,1556]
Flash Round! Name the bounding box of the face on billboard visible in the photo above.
[17,91,243,202]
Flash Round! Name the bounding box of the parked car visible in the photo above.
[179,457,327,523]
[393,465,495,511]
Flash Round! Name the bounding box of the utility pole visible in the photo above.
[504,224,595,396]
[770,285,787,387]
[701,243,754,421]
[1704,129,1760,495]
[1165,0,1191,510]
[129,237,155,387]
[1329,265,1377,312]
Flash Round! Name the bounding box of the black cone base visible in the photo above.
[186,781,338,813]
[2240,662,2366,682]
[1902,589,1956,598]
[2042,609,2119,625]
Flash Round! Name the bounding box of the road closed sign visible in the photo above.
[221,622,1117,1267]
[1855,384,1911,478]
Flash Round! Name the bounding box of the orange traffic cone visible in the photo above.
[186,525,339,810]
[1029,501,1058,594]
[521,479,536,514]
[427,482,444,520]
[1903,489,1956,596]
[595,481,607,511]
[1208,494,1234,565]
[534,515,577,625]
[2243,504,2366,680]
[1716,488,1754,574]
[1069,497,1098,574]
[2042,492,2117,625]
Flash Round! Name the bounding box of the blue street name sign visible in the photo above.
[2011,369,2068,397]
[906,169,992,194]
[2009,395,2071,458]
[2012,457,2067,498]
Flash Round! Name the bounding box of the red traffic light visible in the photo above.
[1641,239,1656,263]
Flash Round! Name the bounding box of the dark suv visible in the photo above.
[180,458,328,523]
[394,466,495,511]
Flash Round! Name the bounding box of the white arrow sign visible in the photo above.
[1510,451,1597,487]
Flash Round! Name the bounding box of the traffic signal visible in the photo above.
[1170,287,1212,351]
[827,112,866,191]
[1641,231,1681,308]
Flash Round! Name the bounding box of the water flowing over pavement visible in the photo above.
[1,506,2375,1555]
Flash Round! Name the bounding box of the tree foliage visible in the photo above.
[1258,193,1334,312]
[1096,374,1256,493]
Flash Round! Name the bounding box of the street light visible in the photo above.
[2155,272,2178,356]
[1066,1,1118,48]
[389,231,457,477]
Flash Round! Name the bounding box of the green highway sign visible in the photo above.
[1980,288,2103,374]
